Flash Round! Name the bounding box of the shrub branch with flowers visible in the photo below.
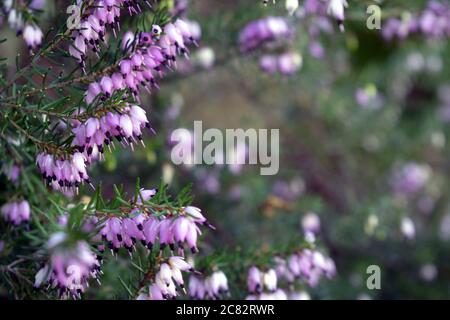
[1,0,449,300]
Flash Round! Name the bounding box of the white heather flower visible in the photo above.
[420,264,437,282]
[23,24,43,50]
[46,231,68,249]
[184,206,206,223]
[158,263,173,286]
[194,47,215,69]
[263,269,277,292]
[285,0,299,15]
[34,265,50,287]
[302,212,321,234]
[168,256,193,272]
[401,217,416,240]
[327,0,348,32]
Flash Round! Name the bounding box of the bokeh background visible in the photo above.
[1,0,450,299]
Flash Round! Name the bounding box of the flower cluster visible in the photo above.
[390,162,431,197]
[36,152,91,192]
[137,256,194,300]
[302,0,348,32]
[259,51,303,76]
[246,265,294,300]
[99,202,213,255]
[188,270,229,299]
[238,16,292,53]
[247,266,277,293]
[71,104,151,159]
[243,248,336,300]
[1,200,30,225]
[275,249,336,287]
[1,163,20,183]
[75,18,198,103]
[34,232,102,299]
[383,1,450,41]
[68,0,153,64]
[1,0,45,50]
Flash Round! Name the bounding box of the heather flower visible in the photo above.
[34,234,101,299]
[401,217,416,240]
[247,266,263,293]
[79,18,198,106]
[419,263,438,282]
[188,270,229,299]
[30,0,46,10]
[137,256,194,300]
[260,51,302,75]
[262,269,277,292]
[71,104,151,159]
[193,47,215,69]
[327,0,348,32]
[1,163,20,183]
[36,151,91,192]
[276,250,336,287]
[1,200,31,225]
[239,16,292,53]
[271,178,305,201]
[285,0,299,16]
[302,212,320,234]
[23,24,43,50]
[391,162,431,197]
[383,1,450,41]
[98,193,211,254]
[309,41,325,59]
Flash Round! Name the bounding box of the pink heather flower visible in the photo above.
[34,236,101,299]
[80,18,197,104]
[30,0,46,10]
[36,151,90,192]
[122,31,135,49]
[260,52,302,75]
[383,1,450,41]
[239,16,292,53]
[143,216,159,250]
[97,197,210,255]
[1,163,20,183]
[71,104,151,159]
[247,266,262,293]
[391,162,431,196]
[1,200,31,225]
[136,188,157,204]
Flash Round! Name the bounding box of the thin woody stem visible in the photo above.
[0,28,72,96]
[9,119,47,147]
[0,101,76,120]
